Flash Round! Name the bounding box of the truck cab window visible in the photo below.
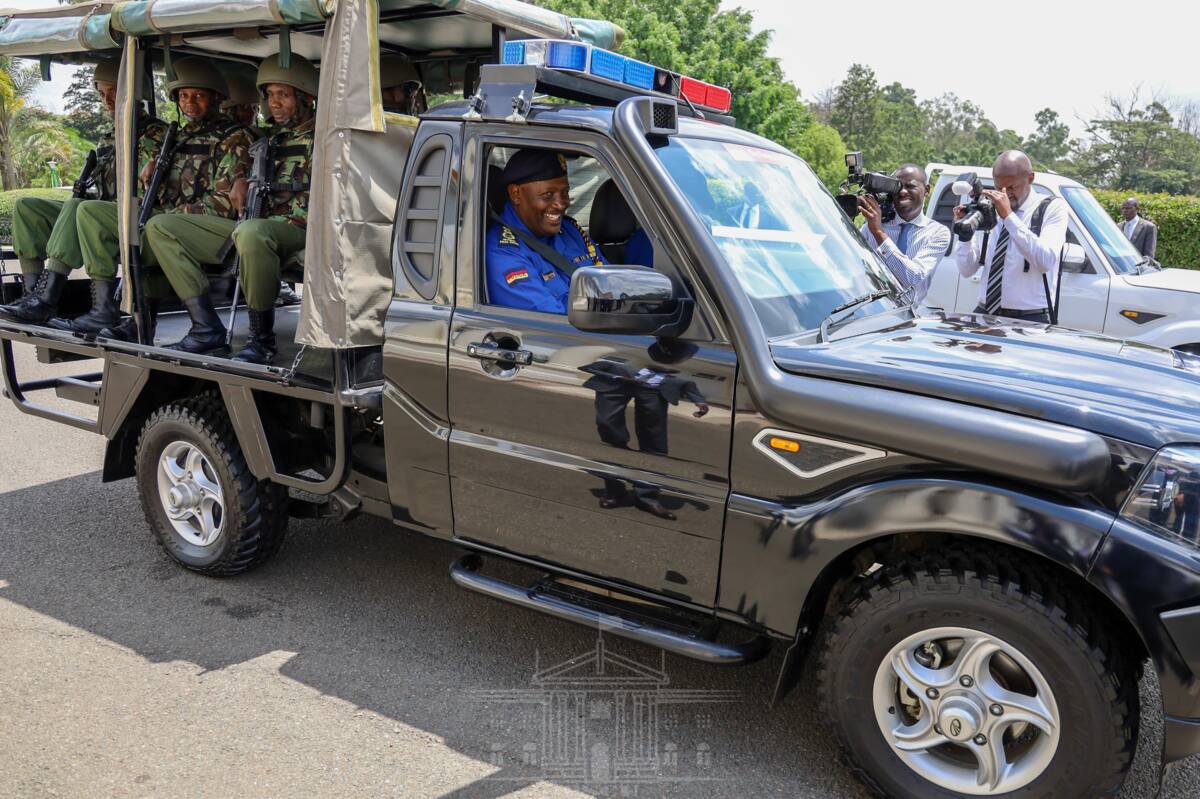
[482,146,655,313]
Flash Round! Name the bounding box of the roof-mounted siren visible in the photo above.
[500,39,732,115]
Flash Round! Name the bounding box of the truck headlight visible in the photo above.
[1122,446,1200,546]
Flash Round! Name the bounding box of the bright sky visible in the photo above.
[11,0,1200,139]
[729,0,1200,138]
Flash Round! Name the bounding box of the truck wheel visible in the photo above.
[135,394,288,576]
[817,548,1137,799]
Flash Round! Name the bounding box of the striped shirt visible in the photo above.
[860,212,951,305]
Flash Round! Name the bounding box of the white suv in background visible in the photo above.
[923,163,1200,354]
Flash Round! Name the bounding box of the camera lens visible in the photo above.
[954,210,984,241]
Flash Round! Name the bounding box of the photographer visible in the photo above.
[955,150,1067,323]
[858,164,950,304]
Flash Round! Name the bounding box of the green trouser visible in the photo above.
[230,218,307,311]
[11,196,86,275]
[76,199,171,299]
[143,213,238,302]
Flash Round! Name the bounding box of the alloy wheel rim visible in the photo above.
[872,626,1060,795]
[156,440,225,547]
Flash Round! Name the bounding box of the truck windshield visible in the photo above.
[1060,185,1143,274]
[656,136,898,340]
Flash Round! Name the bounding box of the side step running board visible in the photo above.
[450,554,768,666]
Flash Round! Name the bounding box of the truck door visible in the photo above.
[446,130,735,605]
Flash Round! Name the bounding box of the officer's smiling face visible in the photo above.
[96,81,117,116]
[177,88,216,121]
[509,177,570,237]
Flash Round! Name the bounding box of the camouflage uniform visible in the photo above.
[140,114,256,301]
[75,113,252,299]
[11,113,166,279]
[231,115,314,310]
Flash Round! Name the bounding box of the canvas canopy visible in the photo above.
[0,2,118,56]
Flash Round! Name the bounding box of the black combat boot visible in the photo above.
[0,270,67,324]
[0,270,42,313]
[232,307,278,365]
[164,295,230,356]
[275,282,302,307]
[99,298,161,343]
[48,278,119,334]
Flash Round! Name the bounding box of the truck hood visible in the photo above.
[771,313,1200,448]
[1122,267,1200,294]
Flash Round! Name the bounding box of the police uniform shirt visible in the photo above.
[486,201,607,314]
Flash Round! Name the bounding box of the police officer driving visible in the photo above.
[485,149,606,314]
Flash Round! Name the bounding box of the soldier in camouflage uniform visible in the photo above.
[0,60,167,326]
[380,54,427,116]
[70,57,254,350]
[221,69,260,129]
[227,54,318,364]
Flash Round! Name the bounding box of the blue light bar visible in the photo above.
[547,41,587,71]
[623,58,655,90]
[588,47,625,82]
[502,41,525,65]
[495,39,732,113]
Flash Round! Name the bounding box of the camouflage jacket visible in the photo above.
[254,115,314,228]
[95,112,168,201]
[149,113,255,218]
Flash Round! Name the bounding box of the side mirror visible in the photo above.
[1061,242,1090,274]
[568,265,693,338]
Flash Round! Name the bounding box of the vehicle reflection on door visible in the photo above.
[581,340,710,521]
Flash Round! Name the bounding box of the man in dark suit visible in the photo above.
[1121,198,1158,261]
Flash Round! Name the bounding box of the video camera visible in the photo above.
[835,151,901,223]
[950,172,998,241]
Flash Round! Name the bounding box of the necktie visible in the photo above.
[896,222,912,253]
[983,228,1009,315]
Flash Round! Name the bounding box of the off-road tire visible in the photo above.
[135,393,288,575]
[816,545,1138,799]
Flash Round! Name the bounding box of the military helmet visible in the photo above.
[93,59,119,88]
[165,56,228,100]
[379,54,421,89]
[256,54,319,99]
[220,70,259,110]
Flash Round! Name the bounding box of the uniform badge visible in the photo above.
[499,226,519,247]
[505,269,529,285]
[557,154,568,172]
[542,270,557,282]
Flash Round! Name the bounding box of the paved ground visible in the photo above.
[1,342,1198,798]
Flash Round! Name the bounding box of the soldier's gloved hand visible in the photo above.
[231,178,250,215]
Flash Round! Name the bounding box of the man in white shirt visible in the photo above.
[858,164,951,304]
[955,150,1067,323]
[1121,197,1158,260]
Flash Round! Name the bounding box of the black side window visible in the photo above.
[393,133,451,301]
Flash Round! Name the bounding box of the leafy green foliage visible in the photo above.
[1093,189,1200,269]
[0,187,71,242]
[1071,101,1200,195]
[539,0,846,186]
[64,65,110,143]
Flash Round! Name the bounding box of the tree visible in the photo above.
[538,0,842,179]
[793,122,847,190]
[63,65,110,143]
[1023,108,1070,170]
[0,57,42,190]
[829,64,880,156]
[1071,94,1200,194]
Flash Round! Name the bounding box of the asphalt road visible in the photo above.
[1,342,1199,798]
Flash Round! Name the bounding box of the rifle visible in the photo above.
[226,135,274,342]
[72,149,98,199]
[130,120,179,345]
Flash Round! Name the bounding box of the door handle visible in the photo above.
[466,341,533,366]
